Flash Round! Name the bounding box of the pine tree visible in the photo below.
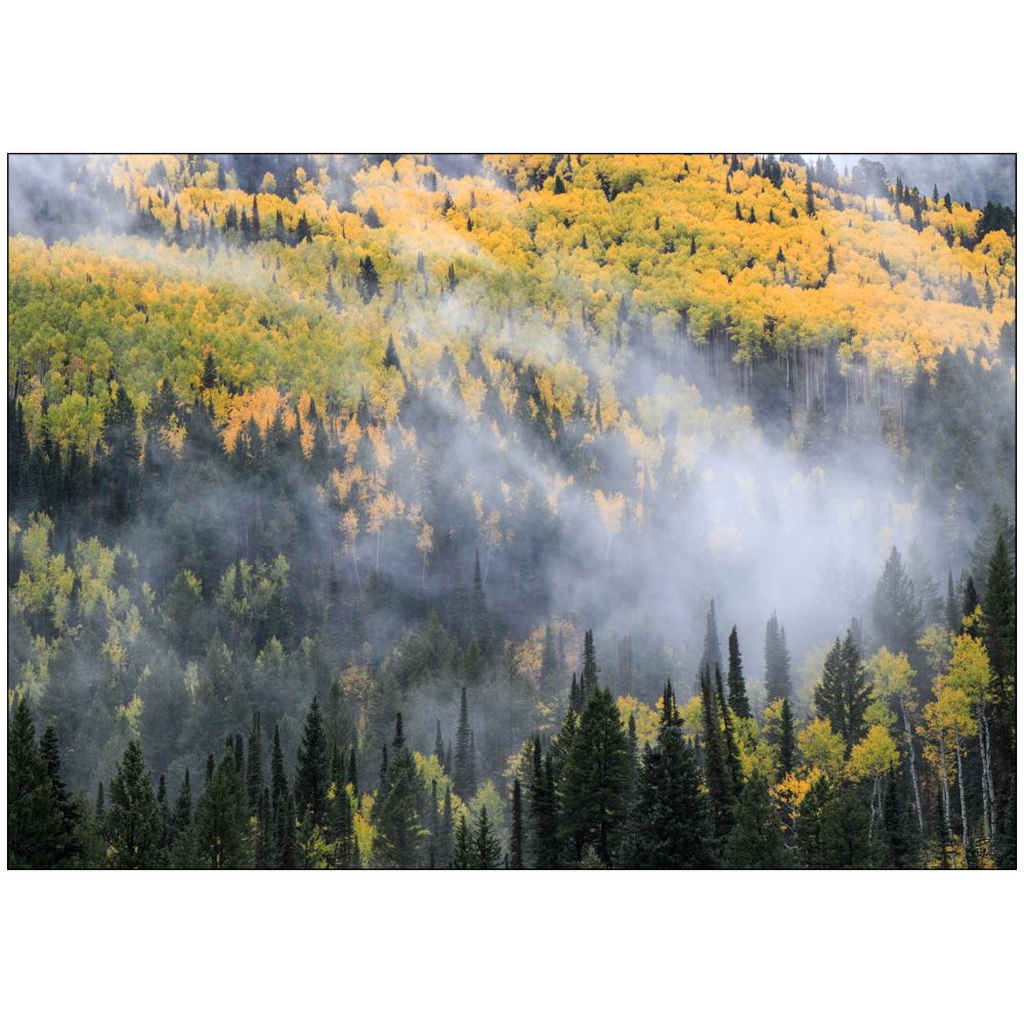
[764,612,792,702]
[193,750,246,868]
[510,777,525,869]
[579,628,599,703]
[700,665,735,844]
[453,687,476,799]
[452,813,473,869]
[439,784,454,867]
[270,724,288,806]
[107,739,161,869]
[172,768,193,834]
[701,600,722,678]
[295,696,330,827]
[529,738,559,868]
[8,698,63,868]
[621,682,716,868]
[872,546,924,655]
[371,713,423,868]
[814,631,872,752]
[559,687,632,864]
[38,724,80,864]
[724,773,791,868]
[726,626,751,718]
[276,793,297,869]
[474,806,502,868]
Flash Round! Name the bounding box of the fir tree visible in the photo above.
[724,773,792,868]
[107,740,161,869]
[559,687,632,864]
[764,612,792,702]
[371,713,423,868]
[510,777,525,868]
[8,698,63,868]
[295,696,330,827]
[872,546,924,656]
[453,687,476,800]
[814,631,872,752]
[193,751,246,868]
[452,813,473,869]
[726,626,751,718]
[270,724,287,806]
[474,806,502,868]
[621,682,716,868]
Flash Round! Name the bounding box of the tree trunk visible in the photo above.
[900,696,924,832]
[938,735,957,868]
[954,728,969,862]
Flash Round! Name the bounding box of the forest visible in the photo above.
[7,153,1016,869]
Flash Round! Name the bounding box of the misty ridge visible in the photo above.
[7,154,1016,870]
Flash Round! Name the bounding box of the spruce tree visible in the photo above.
[8,698,63,868]
[579,628,599,704]
[814,631,872,752]
[107,739,161,869]
[453,687,476,800]
[724,773,791,868]
[701,601,722,678]
[193,750,246,868]
[295,696,330,827]
[371,714,423,868]
[529,738,559,868]
[726,626,751,718]
[246,711,263,816]
[510,777,525,869]
[700,665,736,844]
[872,546,924,656]
[621,682,716,868]
[452,813,473,869]
[270,724,287,806]
[764,612,792,702]
[559,687,632,864]
[474,806,502,869]
[38,724,80,864]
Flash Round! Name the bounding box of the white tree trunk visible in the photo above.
[900,696,924,832]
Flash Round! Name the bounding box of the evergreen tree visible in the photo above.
[579,628,599,703]
[700,665,736,844]
[193,750,246,868]
[8,698,63,868]
[510,777,525,868]
[726,626,751,718]
[371,713,423,868]
[452,813,473,869]
[814,631,872,752]
[724,773,792,868]
[621,682,716,868]
[453,687,476,800]
[246,712,263,815]
[872,546,924,656]
[529,738,559,868]
[474,806,502,868]
[276,793,298,869]
[38,724,80,864]
[701,600,722,677]
[270,723,288,806]
[107,740,161,869]
[295,696,330,827]
[559,687,632,864]
[764,612,792,702]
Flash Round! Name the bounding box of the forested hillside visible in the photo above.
[7,153,1016,869]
